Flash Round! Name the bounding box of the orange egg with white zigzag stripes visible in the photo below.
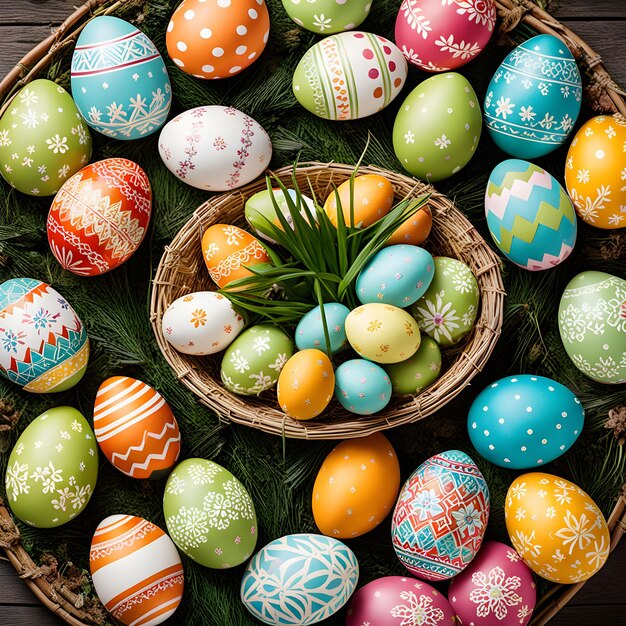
[90,514,184,626]
[94,376,181,479]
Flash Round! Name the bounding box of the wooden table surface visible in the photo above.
[0,0,625,625]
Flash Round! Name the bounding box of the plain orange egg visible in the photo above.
[387,202,433,246]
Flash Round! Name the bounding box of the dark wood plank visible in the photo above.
[0,604,64,625]
[0,25,58,80]
[546,606,626,626]
[549,0,626,19]
[0,557,43,605]
[0,0,80,25]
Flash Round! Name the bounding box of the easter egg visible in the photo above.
[334,359,392,415]
[346,576,456,626]
[202,224,271,288]
[345,303,421,363]
[5,406,98,528]
[71,16,171,140]
[484,34,581,159]
[241,534,359,625]
[384,335,442,395]
[161,291,245,356]
[410,256,479,347]
[292,32,407,121]
[393,72,482,182]
[565,114,626,229]
[159,106,272,191]
[394,0,496,72]
[295,302,350,354]
[448,541,536,626]
[386,202,433,246]
[282,0,371,34]
[485,160,576,271]
[558,271,626,384]
[94,376,182,479]
[0,278,89,393]
[312,433,400,537]
[47,158,152,276]
[356,244,435,307]
[324,174,394,228]
[0,79,91,196]
[166,0,269,79]
[468,375,584,469]
[391,450,490,581]
[90,515,184,626]
[221,325,294,395]
[164,458,257,568]
[277,349,335,419]
[505,473,609,583]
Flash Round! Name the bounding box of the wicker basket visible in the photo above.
[0,1,624,626]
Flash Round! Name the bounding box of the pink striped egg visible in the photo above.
[94,376,181,479]
[90,515,184,626]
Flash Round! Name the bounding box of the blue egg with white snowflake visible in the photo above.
[468,375,584,469]
[356,245,435,307]
[484,34,581,159]
[335,359,392,415]
[71,16,171,140]
[241,533,359,625]
[295,303,350,355]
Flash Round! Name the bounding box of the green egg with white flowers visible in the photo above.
[282,0,372,34]
[384,336,442,395]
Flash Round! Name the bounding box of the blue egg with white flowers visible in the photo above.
[295,302,350,354]
[335,359,392,415]
[468,374,584,469]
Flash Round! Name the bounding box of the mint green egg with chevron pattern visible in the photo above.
[485,159,577,271]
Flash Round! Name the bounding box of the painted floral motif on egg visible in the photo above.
[282,0,372,34]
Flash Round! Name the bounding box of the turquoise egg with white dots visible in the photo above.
[295,303,350,355]
[468,375,584,469]
[334,359,392,415]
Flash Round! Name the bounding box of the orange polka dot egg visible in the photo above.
[166,0,269,79]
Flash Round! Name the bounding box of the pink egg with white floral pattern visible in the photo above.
[346,576,456,626]
[448,541,536,626]
[394,0,496,72]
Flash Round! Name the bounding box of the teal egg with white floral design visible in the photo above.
[6,406,98,528]
[558,271,626,384]
[409,257,479,347]
[163,458,257,568]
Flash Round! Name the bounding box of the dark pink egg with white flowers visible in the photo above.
[448,541,536,626]
[346,576,456,626]
[394,0,496,72]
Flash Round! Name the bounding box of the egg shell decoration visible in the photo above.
[346,575,456,626]
[410,256,479,347]
[94,376,182,479]
[312,433,400,538]
[277,349,335,419]
[484,34,582,159]
[468,374,584,470]
[0,278,89,393]
[71,16,171,140]
[324,174,394,228]
[166,0,269,79]
[394,0,496,72]
[345,303,421,363]
[565,114,626,229]
[485,159,577,271]
[334,359,392,415]
[448,541,536,626]
[90,515,184,626]
[386,202,433,246]
[202,223,272,288]
[505,473,610,583]
[47,158,152,276]
[221,325,294,395]
[0,79,92,196]
[384,335,442,395]
[356,244,435,307]
[295,302,350,354]
[292,32,407,121]
[393,72,482,182]
[162,291,245,356]
[241,533,359,625]
[5,406,98,528]
[163,458,257,568]
[159,106,272,191]
[391,449,490,581]
[558,271,626,384]
[282,0,372,34]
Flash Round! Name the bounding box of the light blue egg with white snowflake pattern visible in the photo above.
[335,359,392,415]
[71,16,171,140]
[295,302,350,354]
[241,533,359,625]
